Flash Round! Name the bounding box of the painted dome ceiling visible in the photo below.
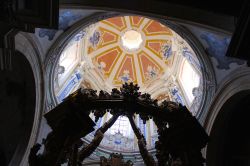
[87,16,174,90]
[54,15,203,158]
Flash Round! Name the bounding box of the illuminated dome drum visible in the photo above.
[53,15,204,162]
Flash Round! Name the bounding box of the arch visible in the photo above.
[204,67,250,165]
[206,90,250,166]
[14,32,45,166]
[204,67,250,134]
[0,51,36,166]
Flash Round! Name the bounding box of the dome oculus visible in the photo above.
[121,30,143,51]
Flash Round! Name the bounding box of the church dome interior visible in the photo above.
[55,15,202,111]
[1,1,250,166]
[53,15,203,162]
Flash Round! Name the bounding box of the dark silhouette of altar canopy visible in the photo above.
[29,83,208,166]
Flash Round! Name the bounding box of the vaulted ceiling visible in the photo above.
[86,16,175,88]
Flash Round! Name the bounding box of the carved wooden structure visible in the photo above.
[29,83,208,166]
[100,153,133,166]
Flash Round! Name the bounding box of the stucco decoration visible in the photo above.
[38,9,89,41]
[182,24,246,87]
[200,32,244,69]
[34,9,100,56]
[184,25,245,69]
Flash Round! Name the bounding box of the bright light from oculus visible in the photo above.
[122,30,143,50]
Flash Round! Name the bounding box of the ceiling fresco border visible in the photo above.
[145,39,171,60]
[112,54,138,85]
[137,50,164,84]
[101,17,127,31]
[129,16,144,28]
[95,46,123,76]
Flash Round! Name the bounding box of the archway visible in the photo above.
[0,51,36,166]
[206,90,250,166]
